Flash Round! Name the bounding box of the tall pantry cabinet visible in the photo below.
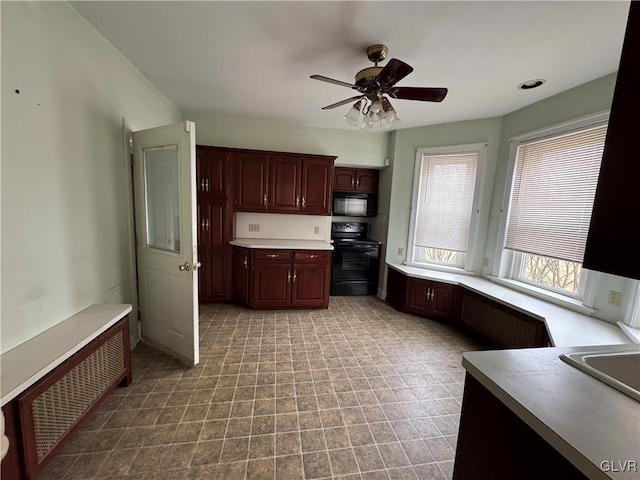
[196,146,233,302]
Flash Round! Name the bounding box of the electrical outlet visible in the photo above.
[608,291,621,306]
[248,224,260,232]
[398,247,404,256]
[314,226,320,235]
[482,257,489,266]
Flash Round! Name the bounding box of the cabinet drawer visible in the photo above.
[253,250,293,261]
[294,251,331,263]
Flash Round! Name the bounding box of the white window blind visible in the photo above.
[414,153,478,253]
[505,123,607,263]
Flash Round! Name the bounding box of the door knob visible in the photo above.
[178,262,191,271]
[192,262,202,270]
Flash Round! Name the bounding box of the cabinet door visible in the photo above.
[269,156,301,212]
[197,146,229,196]
[406,278,430,315]
[334,168,356,191]
[252,263,292,307]
[430,282,456,319]
[292,262,330,307]
[232,247,249,305]
[235,153,268,211]
[198,197,232,301]
[355,169,379,193]
[199,248,230,301]
[301,158,333,215]
[198,197,224,248]
[583,3,640,280]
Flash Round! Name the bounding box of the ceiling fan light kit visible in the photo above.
[311,44,448,129]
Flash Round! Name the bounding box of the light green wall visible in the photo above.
[485,73,618,271]
[1,2,182,352]
[183,111,388,167]
[484,72,628,323]
[385,117,504,272]
[382,72,628,323]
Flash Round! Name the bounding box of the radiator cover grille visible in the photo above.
[461,293,538,348]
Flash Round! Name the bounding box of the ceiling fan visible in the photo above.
[310,44,448,129]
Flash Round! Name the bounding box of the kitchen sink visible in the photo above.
[560,347,640,401]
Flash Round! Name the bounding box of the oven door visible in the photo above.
[331,244,379,295]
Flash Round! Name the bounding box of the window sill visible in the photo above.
[487,276,596,316]
[617,322,640,344]
[404,261,475,276]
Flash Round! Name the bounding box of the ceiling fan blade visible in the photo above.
[310,75,358,89]
[376,58,414,87]
[321,95,363,110]
[391,87,448,102]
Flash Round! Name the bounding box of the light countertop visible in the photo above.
[1,304,132,406]
[463,344,640,480]
[230,238,334,250]
[388,264,630,348]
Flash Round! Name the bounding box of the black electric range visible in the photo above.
[330,222,380,295]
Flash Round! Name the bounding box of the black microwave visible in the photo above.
[332,192,377,217]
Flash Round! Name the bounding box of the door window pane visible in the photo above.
[144,146,181,253]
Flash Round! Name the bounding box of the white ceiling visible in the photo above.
[71,1,631,131]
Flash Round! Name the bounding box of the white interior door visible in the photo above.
[132,121,199,366]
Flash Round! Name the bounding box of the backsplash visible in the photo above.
[235,212,332,241]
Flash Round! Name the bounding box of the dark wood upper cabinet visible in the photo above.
[354,170,379,193]
[583,3,640,280]
[235,153,268,211]
[334,168,357,191]
[234,150,335,216]
[269,156,301,212]
[301,158,333,215]
[333,167,379,194]
[197,146,230,195]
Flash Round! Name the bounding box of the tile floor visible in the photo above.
[39,296,483,480]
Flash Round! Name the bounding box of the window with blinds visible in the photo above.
[408,145,482,268]
[504,121,608,296]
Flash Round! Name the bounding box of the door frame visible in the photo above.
[122,118,141,348]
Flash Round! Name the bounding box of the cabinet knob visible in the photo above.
[302,196,306,208]
[263,193,268,207]
[296,195,300,207]
[293,271,297,281]
[266,254,279,258]
[287,271,292,282]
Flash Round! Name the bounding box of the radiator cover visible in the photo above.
[18,319,129,479]
[461,291,548,348]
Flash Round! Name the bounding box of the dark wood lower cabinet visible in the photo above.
[391,273,459,321]
[386,267,550,348]
[291,262,331,307]
[252,262,292,307]
[232,247,331,309]
[232,247,249,304]
[453,374,586,480]
[406,278,457,319]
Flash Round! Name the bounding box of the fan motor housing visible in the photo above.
[355,67,383,88]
